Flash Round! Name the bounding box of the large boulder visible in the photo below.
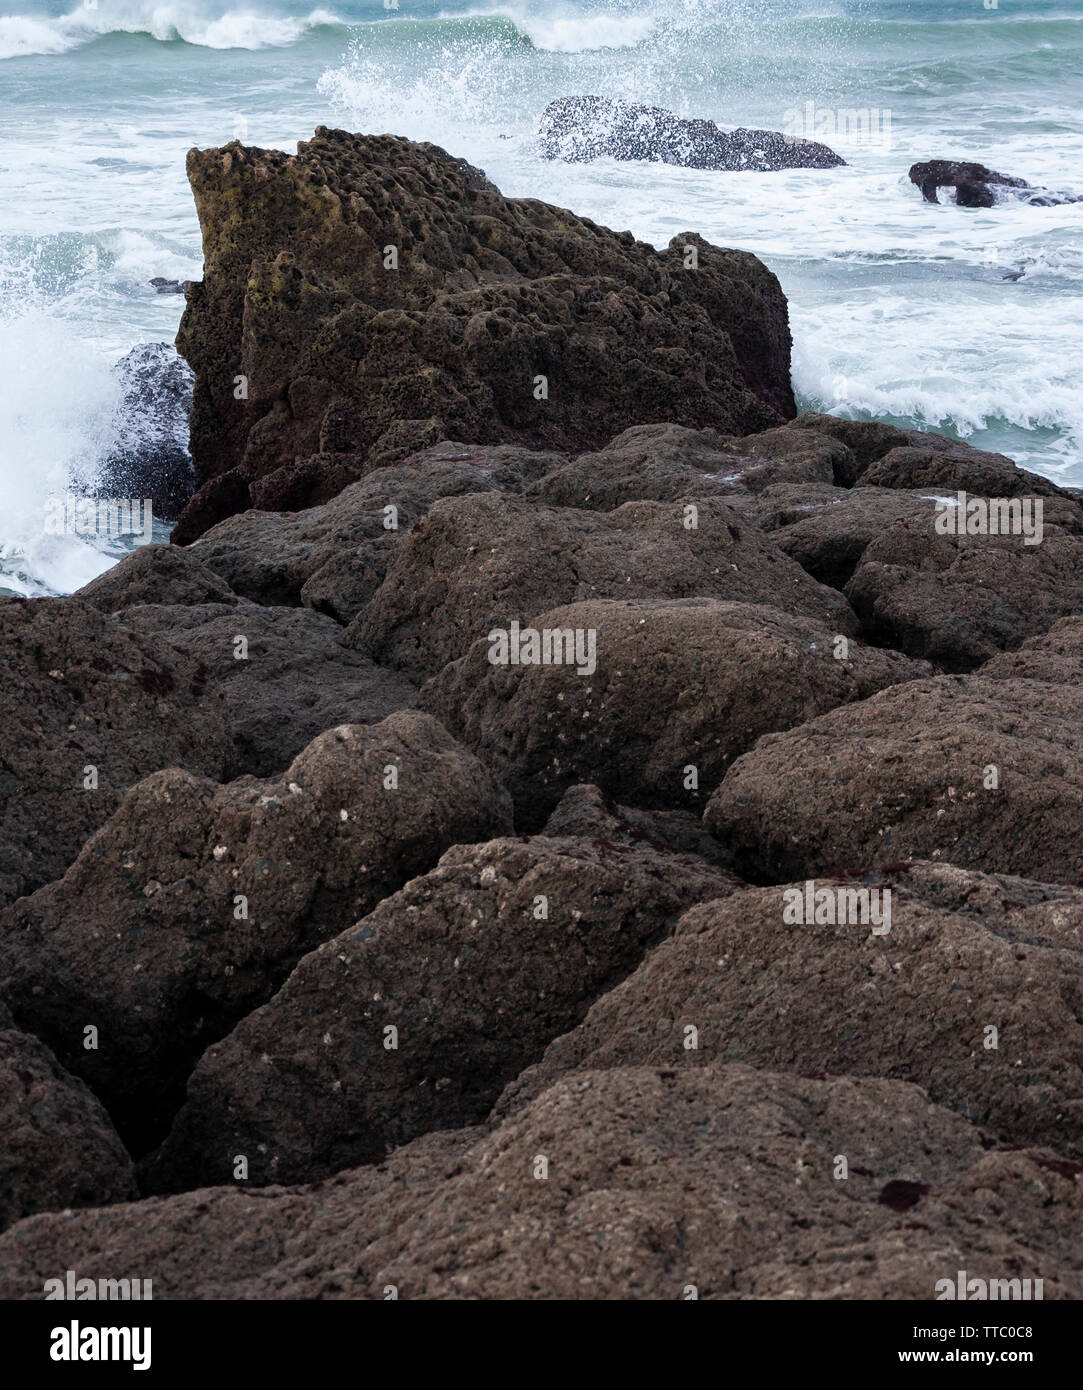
[350,493,858,681]
[704,675,1083,885]
[118,602,417,777]
[497,879,1083,1160]
[538,96,845,171]
[172,127,795,541]
[845,516,1083,670]
[421,598,930,827]
[188,447,560,609]
[0,1001,137,1233]
[980,617,1083,684]
[0,711,512,1152]
[2,1064,1079,1299]
[74,543,239,612]
[769,489,939,589]
[146,827,737,1191]
[0,597,230,908]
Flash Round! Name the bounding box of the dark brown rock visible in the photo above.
[118,602,417,777]
[542,782,731,868]
[0,1003,137,1232]
[146,831,737,1190]
[859,444,1071,500]
[845,516,1083,670]
[2,1064,1079,1299]
[527,423,745,511]
[188,447,557,608]
[421,597,930,827]
[704,675,1083,885]
[0,711,512,1152]
[350,493,859,681]
[172,127,794,541]
[980,617,1083,683]
[73,543,238,612]
[498,881,1083,1162]
[0,597,230,908]
[770,488,939,589]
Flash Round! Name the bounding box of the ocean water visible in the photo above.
[2,0,1082,594]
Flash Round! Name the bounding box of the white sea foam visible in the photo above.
[0,4,344,61]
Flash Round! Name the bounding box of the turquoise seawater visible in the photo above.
[2,0,1082,591]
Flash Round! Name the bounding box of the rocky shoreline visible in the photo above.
[1,129,1081,1300]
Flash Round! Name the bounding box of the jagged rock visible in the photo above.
[845,516,1083,670]
[98,343,195,521]
[0,597,230,908]
[172,127,795,541]
[980,617,1083,683]
[539,96,845,171]
[73,544,238,612]
[118,603,417,777]
[0,1001,137,1232]
[770,489,941,589]
[909,160,1081,208]
[498,880,1083,1163]
[349,493,858,681]
[421,597,930,827]
[542,782,731,868]
[146,829,739,1190]
[2,1064,1080,1299]
[248,453,368,512]
[859,444,1072,501]
[0,711,512,1152]
[527,423,746,510]
[188,447,558,608]
[704,675,1083,885]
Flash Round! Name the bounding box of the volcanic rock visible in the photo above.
[0,711,512,1151]
[704,675,1083,884]
[74,543,238,612]
[350,493,859,681]
[421,597,930,827]
[0,596,230,908]
[845,516,1083,670]
[0,1001,137,1232]
[146,830,738,1190]
[539,96,846,171]
[496,882,1083,1162]
[2,1064,1079,1299]
[188,447,559,608]
[172,127,795,540]
[118,602,417,777]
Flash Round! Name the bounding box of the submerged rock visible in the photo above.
[909,160,1081,207]
[539,96,846,171]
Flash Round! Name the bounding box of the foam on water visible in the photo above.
[2,0,1082,592]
